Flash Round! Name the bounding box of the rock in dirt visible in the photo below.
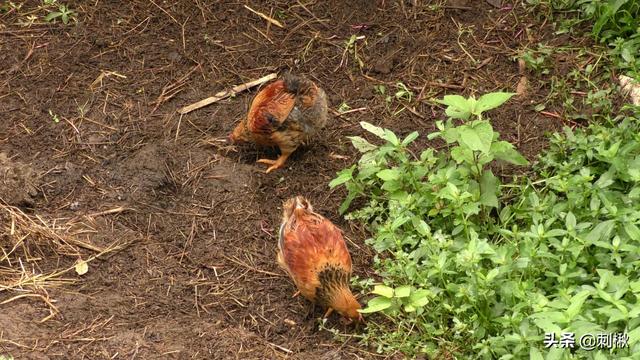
[0,153,39,207]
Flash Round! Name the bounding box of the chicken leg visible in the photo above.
[323,307,334,319]
[256,150,292,173]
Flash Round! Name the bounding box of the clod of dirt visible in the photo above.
[121,144,173,199]
[447,0,472,8]
[372,57,393,74]
[359,85,376,100]
[202,156,254,195]
[168,51,182,63]
[0,153,39,207]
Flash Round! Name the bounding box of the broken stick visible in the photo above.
[243,5,285,28]
[177,73,277,114]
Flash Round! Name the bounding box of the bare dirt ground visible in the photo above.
[1,0,593,358]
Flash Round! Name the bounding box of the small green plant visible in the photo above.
[44,4,76,24]
[360,284,431,315]
[0,2,22,13]
[0,355,14,360]
[340,34,366,69]
[519,44,553,74]
[337,102,352,114]
[48,109,60,123]
[373,83,415,116]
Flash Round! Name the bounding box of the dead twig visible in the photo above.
[243,5,284,28]
[177,73,277,114]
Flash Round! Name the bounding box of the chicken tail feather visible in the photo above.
[283,73,315,96]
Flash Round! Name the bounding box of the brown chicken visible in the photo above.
[229,74,328,173]
[277,196,363,323]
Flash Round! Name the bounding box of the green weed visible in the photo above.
[330,93,640,358]
[519,44,553,74]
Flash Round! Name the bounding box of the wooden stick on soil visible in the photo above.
[243,5,285,28]
[177,73,277,114]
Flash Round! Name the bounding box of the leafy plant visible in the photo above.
[330,92,640,358]
[337,102,352,114]
[360,284,431,315]
[341,34,366,69]
[44,4,76,24]
[519,44,553,74]
[48,109,60,123]
[373,82,415,115]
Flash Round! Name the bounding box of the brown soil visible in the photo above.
[0,1,591,359]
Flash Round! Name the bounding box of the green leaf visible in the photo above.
[529,347,544,360]
[328,167,354,188]
[403,303,416,312]
[394,285,411,298]
[348,136,377,153]
[480,169,499,208]
[595,170,615,189]
[585,220,616,243]
[565,290,590,320]
[383,129,400,146]
[377,169,401,181]
[451,146,474,164]
[458,121,493,154]
[409,289,430,307]
[628,324,640,346]
[440,127,459,143]
[475,92,515,114]
[530,312,563,334]
[44,12,61,22]
[371,284,394,298]
[360,296,392,313]
[624,223,640,241]
[486,268,500,282]
[360,121,386,139]
[491,141,529,165]
[401,131,419,146]
[544,347,564,360]
[338,191,356,215]
[565,212,576,230]
[628,156,640,181]
[437,95,472,120]
[545,229,566,238]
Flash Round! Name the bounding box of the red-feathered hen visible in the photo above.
[277,196,363,323]
[229,74,328,173]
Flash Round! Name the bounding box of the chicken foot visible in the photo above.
[256,151,292,173]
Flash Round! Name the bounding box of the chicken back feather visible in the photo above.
[229,74,328,173]
[277,196,363,323]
